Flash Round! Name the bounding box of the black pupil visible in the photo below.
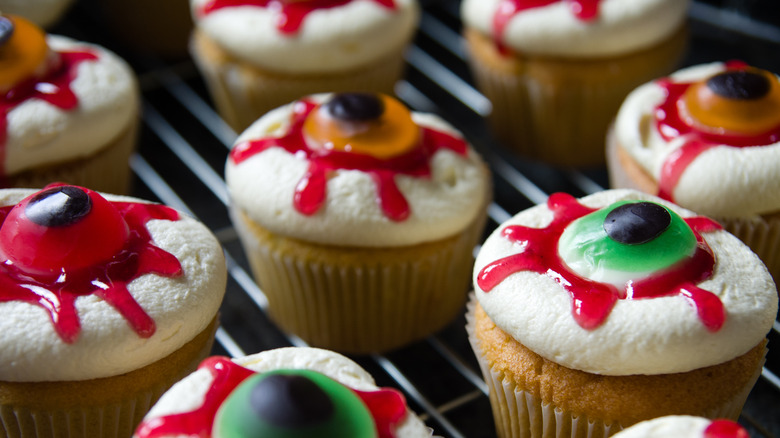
[323,93,385,122]
[603,202,671,245]
[25,186,92,227]
[0,16,14,46]
[250,374,334,428]
[706,70,771,100]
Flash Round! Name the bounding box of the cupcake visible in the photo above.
[0,0,75,28]
[226,92,491,353]
[460,0,689,167]
[0,14,140,193]
[134,347,435,437]
[607,61,780,283]
[468,189,777,438]
[0,185,227,438]
[611,416,750,438]
[189,0,420,132]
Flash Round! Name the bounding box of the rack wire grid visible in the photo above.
[50,1,780,437]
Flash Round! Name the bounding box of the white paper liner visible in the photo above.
[464,294,764,438]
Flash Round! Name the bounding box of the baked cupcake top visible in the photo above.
[225,92,490,247]
[611,416,749,438]
[134,347,434,438]
[614,61,780,218]
[0,15,139,178]
[473,189,777,376]
[0,186,227,382]
[460,0,688,57]
[190,0,419,74]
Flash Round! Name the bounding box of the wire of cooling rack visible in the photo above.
[52,1,780,437]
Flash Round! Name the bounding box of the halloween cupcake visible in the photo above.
[468,189,777,438]
[189,0,420,132]
[460,0,689,167]
[226,92,491,353]
[134,347,435,437]
[611,416,751,438]
[607,61,780,283]
[0,14,139,193]
[0,185,227,438]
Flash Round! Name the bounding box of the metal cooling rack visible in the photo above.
[51,1,780,437]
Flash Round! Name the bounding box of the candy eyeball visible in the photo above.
[558,201,697,286]
[322,93,385,122]
[213,369,377,438]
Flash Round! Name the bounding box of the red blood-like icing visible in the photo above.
[704,419,750,438]
[493,0,601,54]
[0,50,98,178]
[229,99,469,222]
[0,186,182,343]
[199,0,396,35]
[654,61,780,201]
[476,193,724,331]
[134,356,408,438]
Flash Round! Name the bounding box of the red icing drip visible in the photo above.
[654,61,780,202]
[0,196,182,343]
[200,0,396,35]
[704,419,750,438]
[0,50,98,177]
[476,193,724,331]
[134,356,408,438]
[493,0,601,54]
[229,99,469,221]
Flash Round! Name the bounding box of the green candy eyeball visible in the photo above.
[213,369,377,438]
[558,201,697,286]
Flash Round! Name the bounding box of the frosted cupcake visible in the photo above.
[189,0,419,132]
[468,189,777,438]
[460,0,688,167]
[0,14,139,193]
[0,185,227,438]
[134,347,435,437]
[608,61,780,283]
[226,92,491,353]
[612,416,750,438]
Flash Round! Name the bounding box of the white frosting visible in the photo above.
[225,94,490,247]
[189,0,419,74]
[0,0,75,27]
[611,416,722,438]
[136,347,434,438]
[460,0,688,57]
[3,35,139,177]
[473,189,778,376]
[0,189,227,382]
[614,62,780,218]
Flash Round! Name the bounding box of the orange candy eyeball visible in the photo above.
[680,67,780,135]
[0,14,49,93]
[302,93,420,160]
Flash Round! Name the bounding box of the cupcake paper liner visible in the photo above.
[465,295,764,438]
[232,206,485,354]
[190,29,408,133]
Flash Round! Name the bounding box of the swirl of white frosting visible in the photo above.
[460,0,688,57]
[611,416,728,438]
[3,35,139,177]
[473,189,777,376]
[225,94,490,247]
[614,62,780,218]
[136,347,434,438]
[0,189,227,382]
[189,0,419,74]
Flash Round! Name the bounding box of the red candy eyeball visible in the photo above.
[0,185,130,275]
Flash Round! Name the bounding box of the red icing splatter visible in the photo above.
[493,0,601,54]
[229,99,469,222]
[1,50,99,178]
[704,419,750,438]
[0,188,182,343]
[476,193,724,331]
[654,60,780,202]
[199,0,396,35]
[134,356,408,438]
